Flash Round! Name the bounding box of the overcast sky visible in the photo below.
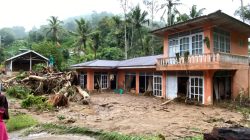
[0,0,249,31]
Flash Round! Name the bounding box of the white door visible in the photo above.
[101,74,108,89]
[153,75,162,96]
[166,76,177,99]
[189,76,204,104]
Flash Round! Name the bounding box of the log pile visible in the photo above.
[2,69,90,107]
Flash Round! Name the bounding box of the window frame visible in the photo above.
[213,28,230,53]
[189,76,204,104]
[168,32,204,57]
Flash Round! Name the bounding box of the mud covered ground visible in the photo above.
[9,93,246,139]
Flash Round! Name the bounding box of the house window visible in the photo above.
[80,73,87,89]
[179,37,189,56]
[153,75,162,96]
[213,28,230,53]
[189,76,203,103]
[192,34,203,55]
[169,39,179,57]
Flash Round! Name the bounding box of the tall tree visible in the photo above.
[0,28,15,46]
[235,4,250,23]
[129,5,149,50]
[160,0,182,26]
[143,0,160,55]
[91,31,100,59]
[189,5,206,19]
[177,5,205,22]
[45,16,63,47]
[70,18,90,55]
[120,0,129,59]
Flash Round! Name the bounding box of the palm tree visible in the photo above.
[189,5,206,19]
[45,16,63,47]
[177,5,205,23]
[160,0,182,26]
[70,18,90,55]
[129,5,149,50]
[91,31,100,59]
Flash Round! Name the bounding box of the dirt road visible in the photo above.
[10,93,245,139]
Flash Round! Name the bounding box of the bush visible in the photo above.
[6,86,31,99]
[16,71,28,80]
[21,95,52,110]
[33,63,46,72]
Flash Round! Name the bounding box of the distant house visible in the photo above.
[5,50,48,73]
[72,10,250,105]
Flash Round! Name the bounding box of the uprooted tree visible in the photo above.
[2,67,90,107]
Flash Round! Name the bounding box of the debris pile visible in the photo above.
[1,67,90,107]
[204,127,250,140]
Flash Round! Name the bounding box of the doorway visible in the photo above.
[177,77,189,97]
[213,72,232,101]
[110,74,117,90]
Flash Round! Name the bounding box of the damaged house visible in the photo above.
[72,10,250,105]
[5,50,49,74]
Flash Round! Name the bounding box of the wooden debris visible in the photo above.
[161,99,174,105]
[204,127,250,140]
[2,67,90,107]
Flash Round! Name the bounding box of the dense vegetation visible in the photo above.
[0,0,249,70]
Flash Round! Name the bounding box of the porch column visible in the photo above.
[87,70,94,91]
[204,70,215,105]
[10,60,13,72]
[162,72,166,98]
[117,71,125,89]
[29,53,32,71]
[136,72,139,94]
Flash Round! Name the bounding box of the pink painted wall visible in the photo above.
[232,69,250,98]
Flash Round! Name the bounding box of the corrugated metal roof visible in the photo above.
[71,59,120,68]
[5,50,49,62]
[118,55,162,67]
[71,55,163,69]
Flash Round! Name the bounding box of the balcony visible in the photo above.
[157,53,249,71]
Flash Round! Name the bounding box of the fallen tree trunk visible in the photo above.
[75,86,90,105]
[22,75,47,82]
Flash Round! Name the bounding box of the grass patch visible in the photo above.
[182,135,203,140]
[24,123,162,140]
[6,113,38,132]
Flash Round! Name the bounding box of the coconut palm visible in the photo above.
[129,5,149,50]
[177,5,206,23]
[189,5,206,19]
[91,31,100,59]
[70,18,90,54]
[45,16,63,46]
[160,0,182,26]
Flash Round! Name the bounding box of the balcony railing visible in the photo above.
[157,53,249,66]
